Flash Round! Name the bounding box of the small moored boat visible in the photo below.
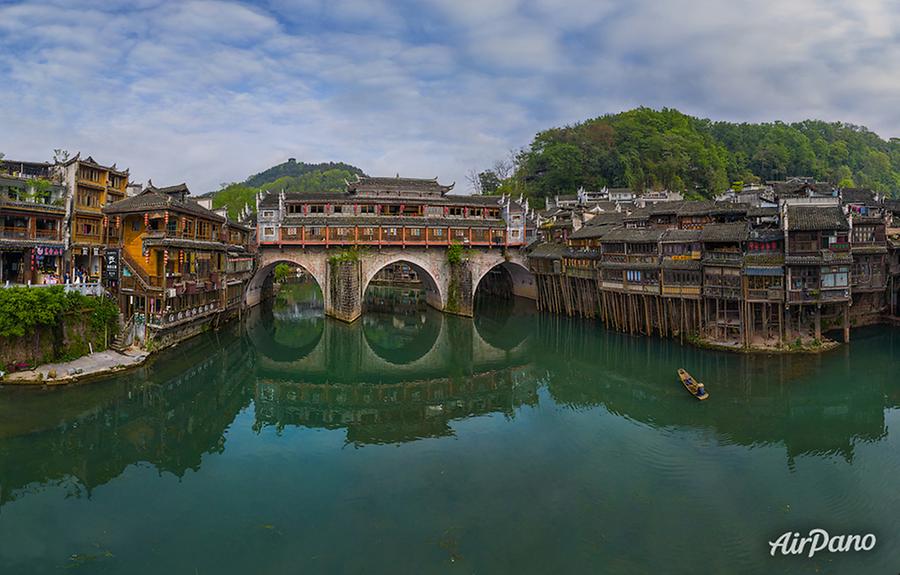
[678,369,709,400]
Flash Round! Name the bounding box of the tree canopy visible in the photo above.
[210,160,366,219]
[493,107,900,203]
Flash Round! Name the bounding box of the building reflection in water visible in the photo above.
[0,286,896,509]
[534,313,897,463]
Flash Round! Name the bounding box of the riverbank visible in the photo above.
[0,348,150,386]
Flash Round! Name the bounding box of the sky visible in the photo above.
[1,0,899,194]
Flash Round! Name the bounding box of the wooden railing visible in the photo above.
[746,288,784,301]
[0,226,29,239]
[787,288,850,303]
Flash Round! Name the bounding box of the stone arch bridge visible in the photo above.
[246,246,535,321]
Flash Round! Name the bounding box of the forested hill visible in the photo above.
[209,160,366,219]
[500,107,899,201]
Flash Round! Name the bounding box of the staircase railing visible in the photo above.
[121,250,155,291]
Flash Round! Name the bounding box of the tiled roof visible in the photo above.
[600,226,666,243]
[840,188,876,205]
[676,200,715,216]
[883,199,900,215]
[103,187,225,222]
[747,206,778,217]
[569,223,616,239]
[660,229,701,242]
[528,242,566,259]
[700,222,748,242]
[787,205,849,231]
[584,212,624,225]
[348,175,454,195]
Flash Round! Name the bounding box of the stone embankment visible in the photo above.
[1,349,150,386]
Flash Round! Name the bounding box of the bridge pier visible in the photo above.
[326,259,363,323]
[445,260,474,317]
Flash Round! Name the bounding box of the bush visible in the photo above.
[447,243,465,265]
[0,286,118,340]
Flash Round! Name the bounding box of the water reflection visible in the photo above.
[0,291,897,514]
[533,314,897,462]
[0,330,255,507]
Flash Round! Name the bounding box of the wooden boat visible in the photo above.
[678,369,709,400]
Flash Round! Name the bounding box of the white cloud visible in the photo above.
[1,0,899,195]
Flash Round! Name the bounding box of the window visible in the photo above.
[262,211,274,218]
[79,220,98,236]
[263,227,275,236]
[309,205,325,214]
[432,228,443,237]
[409,228,421,237]
[449,207,465,217]
[360,205,375,214]
[790,267,818,290]
[286,227,298,236]
[821,266,849,288]
[852,226,875,244]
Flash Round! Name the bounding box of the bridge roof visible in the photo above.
[347,175,454,195]
[271,190,503,208]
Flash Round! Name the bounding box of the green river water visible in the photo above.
[0,285,898,574]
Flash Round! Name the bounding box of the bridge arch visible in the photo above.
[361,254,445,310]
[362,308,443,365]
[245,255,328,308]
[472,259,535,300]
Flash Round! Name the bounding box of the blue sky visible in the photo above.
[1,0,898,193]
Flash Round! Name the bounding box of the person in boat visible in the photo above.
[696,384,706,396]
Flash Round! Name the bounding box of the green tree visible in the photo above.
[478,170,502,194]
[274,263,292,283]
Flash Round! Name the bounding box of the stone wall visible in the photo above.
[328,259,362,322]
[446,261,474,317]
[0,310,106,371]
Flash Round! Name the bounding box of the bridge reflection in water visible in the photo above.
[0,297,896,510]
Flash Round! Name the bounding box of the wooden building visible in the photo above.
[783,205,852,341]
[257,175,535,249]
[0,160,67,283]
[57,154,129,280]
[103,183,252,345]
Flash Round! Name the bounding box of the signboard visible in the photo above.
[104,248,120,288]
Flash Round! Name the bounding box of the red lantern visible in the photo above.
[164,249,169,266]
[144,249,150,264]
[144,213,150,228]
[164,212,169,225]
[103,216,108,227]
[116,216,121,229]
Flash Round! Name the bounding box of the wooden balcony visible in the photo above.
[624,283,660,294]
[0,226,29,239]
[787,288,850,303]
[702,251,743,265]
[746,287,784,302]
[661,285,701,298]
[703,285,742,300]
